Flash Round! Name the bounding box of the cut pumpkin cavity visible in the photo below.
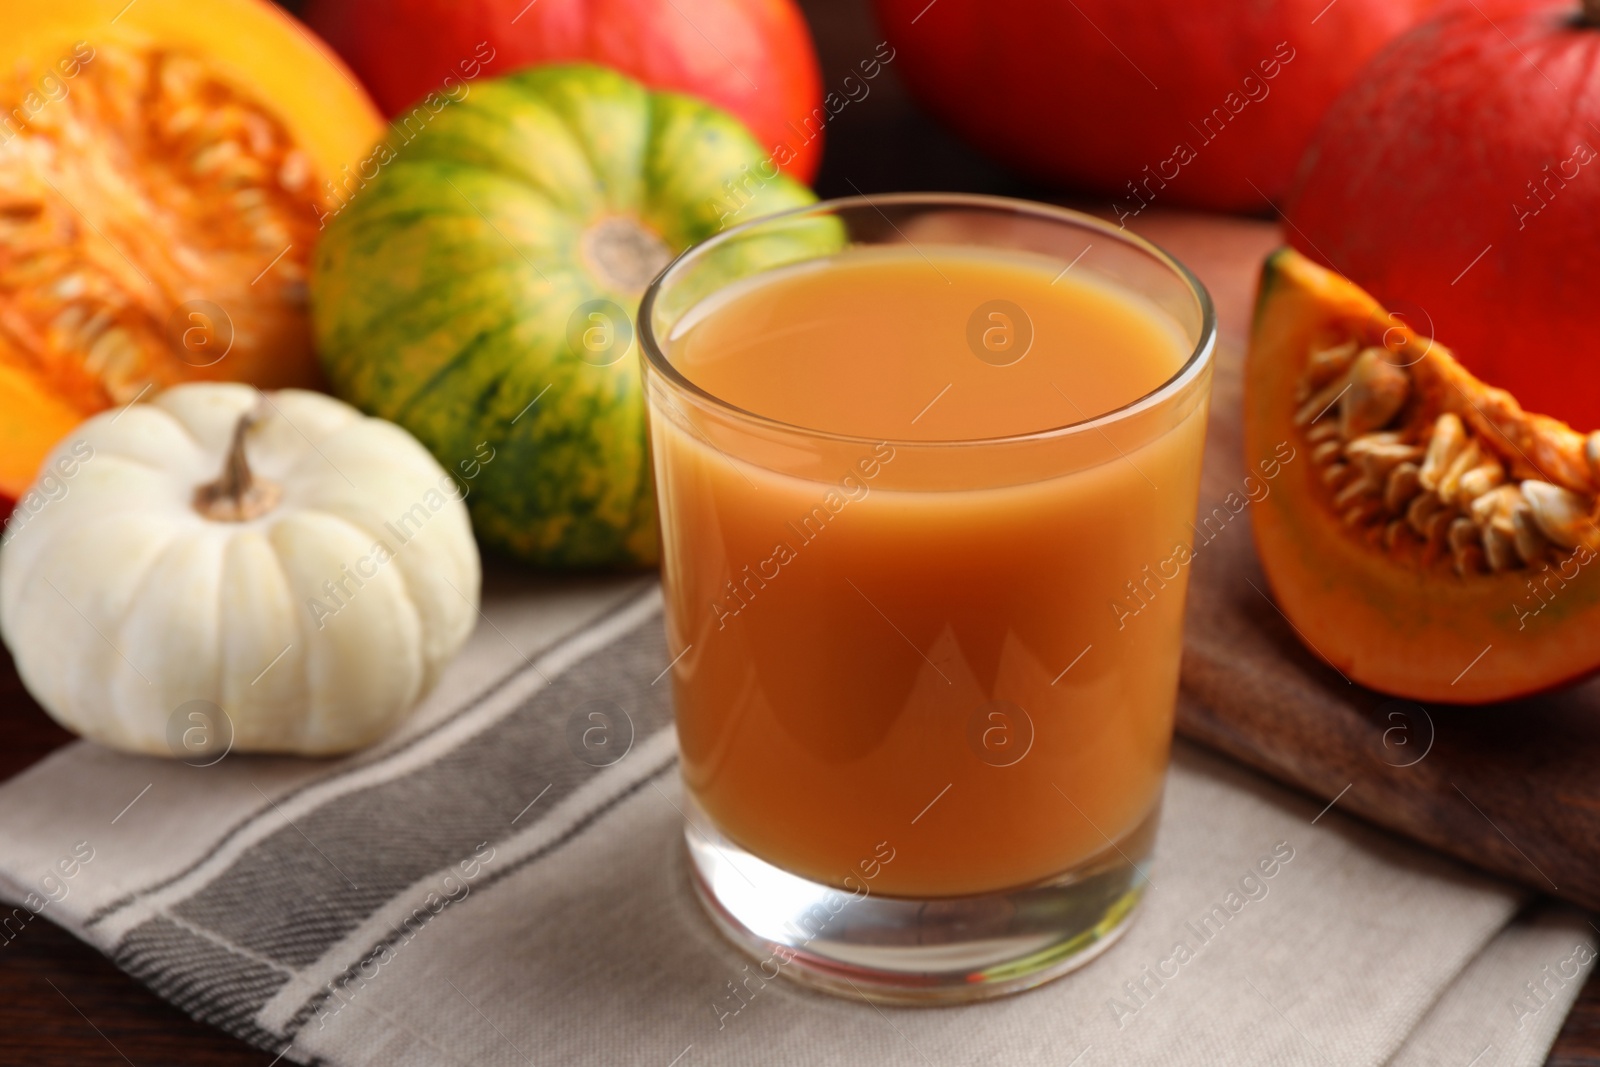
[0,0,383,503]
[1245,249,1600,704]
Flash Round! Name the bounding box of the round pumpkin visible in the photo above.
[302,0,824,182]
[310,63,823,569]
[0,0,383,508]
[0,383,480,756]
[1247,248,1600,704]
[873,0,1449,212]
[1286,0,1600,431]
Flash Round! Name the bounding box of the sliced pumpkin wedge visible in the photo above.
[0,0,383,500]
[0,363,82,495]
[1245,248,1600,704]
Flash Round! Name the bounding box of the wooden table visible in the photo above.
[3,0,1596,1062]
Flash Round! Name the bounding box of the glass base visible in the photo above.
[684,799,1156,1005]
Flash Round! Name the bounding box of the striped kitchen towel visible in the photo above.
[0,571,1592,1066]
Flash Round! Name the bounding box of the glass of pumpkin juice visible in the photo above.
[639,194,1216,1003]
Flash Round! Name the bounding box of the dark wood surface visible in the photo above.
[1,0,1595,1064]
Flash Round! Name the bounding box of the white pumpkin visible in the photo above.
[0,383,481,756]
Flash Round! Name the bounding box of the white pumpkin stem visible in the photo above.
[194,407,282,522]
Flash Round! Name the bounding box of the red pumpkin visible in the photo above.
[1286,0,1600,430]
[873,0,1449,212]
[302,0,824,182]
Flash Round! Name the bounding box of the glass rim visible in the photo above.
[636,192,1218,450]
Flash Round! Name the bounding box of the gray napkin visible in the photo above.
[0,574,1591,1066]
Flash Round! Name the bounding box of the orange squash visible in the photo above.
[303,0,826,183]
[1246,248,1600,704]
[1286,0,1600,431]
[0,0,383,504]
[874,0,1451,212]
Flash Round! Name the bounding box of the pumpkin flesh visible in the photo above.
[0,0,383,502]
[1245,249,1600,704]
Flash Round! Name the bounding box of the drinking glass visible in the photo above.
[639,193,1217,1003]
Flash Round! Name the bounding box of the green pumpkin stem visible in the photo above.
[194,406,281,522]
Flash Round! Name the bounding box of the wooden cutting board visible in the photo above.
[1134,211,1600,912]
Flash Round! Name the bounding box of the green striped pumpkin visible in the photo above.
[310,64,820,568]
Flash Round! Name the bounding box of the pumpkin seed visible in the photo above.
[1454,459,1506,505]
[1446,517,1484,574]
[1437,441,1484,503]
[1306,421,1341,445]
[1345,430,1406,449]
[1418,414,1465,492]
[1469,484,1522,526]
[1302,339,1360,395]
[1335,476,1379,509]
[1481,522,1517,573]
[1384,461,1422,512]
[1522,480,1595,550]
[1510,506,1548,566]
[1347,433,1422,480]
[1339,347,1410,440]
[1294,373,1352,429]
[1407,492,1445,536]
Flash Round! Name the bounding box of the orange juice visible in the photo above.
[650,245,1209,898]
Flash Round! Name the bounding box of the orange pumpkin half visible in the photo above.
[0,0,383,502]
[1246,248,1600,704]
